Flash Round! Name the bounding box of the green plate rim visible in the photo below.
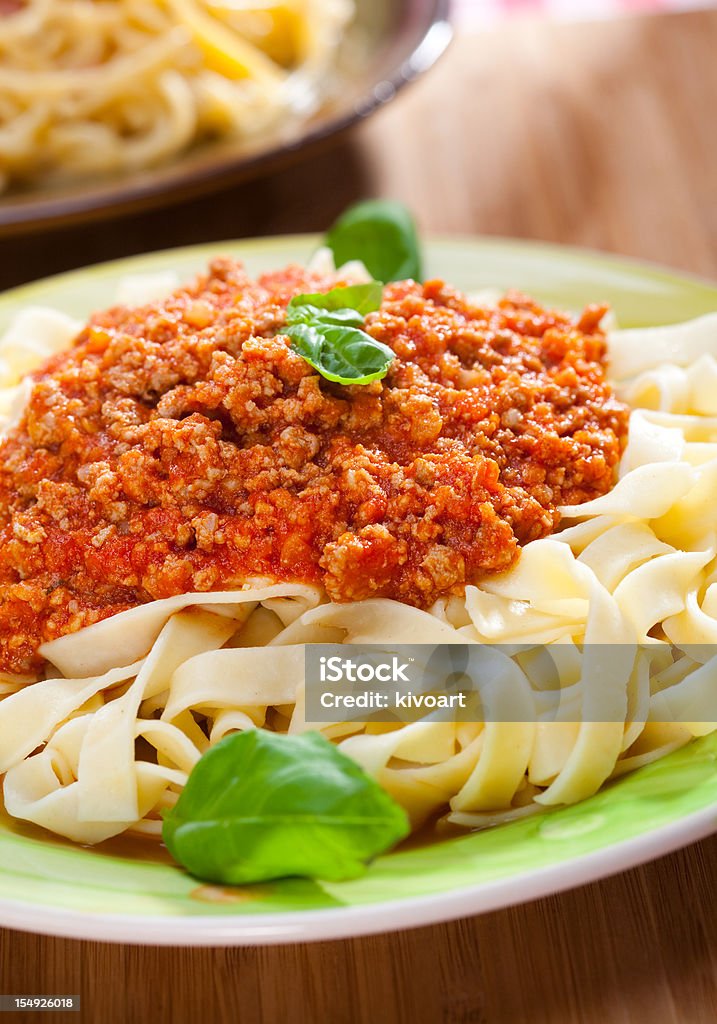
[3,233,717,305]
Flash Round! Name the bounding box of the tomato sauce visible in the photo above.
[0,260,628,673]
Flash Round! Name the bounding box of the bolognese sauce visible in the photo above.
[0,259,628,673]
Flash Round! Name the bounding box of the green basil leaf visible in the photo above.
[326,200,422,283]
[288,282,384,322]
[162,730,410,885]
[288,304,366,330]
[285,321,394,385]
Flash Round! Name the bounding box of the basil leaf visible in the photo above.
[285,321,394,385]
[288,304,366,330]
[326,200,422,283]
[288,282,384,321]
[284,282,391,385]
[162,730,410,885]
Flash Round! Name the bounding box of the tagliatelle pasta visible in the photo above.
[1,261,717,848]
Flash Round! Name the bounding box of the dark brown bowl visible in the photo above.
[0,0,452,237]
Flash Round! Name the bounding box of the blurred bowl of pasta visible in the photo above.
[0,0,452,235]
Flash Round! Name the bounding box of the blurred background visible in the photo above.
[460,0,717,25]
[0,0,715,288]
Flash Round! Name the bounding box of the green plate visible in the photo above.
[0,237,716,945]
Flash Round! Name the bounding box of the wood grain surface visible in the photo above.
[1,9,717,1023]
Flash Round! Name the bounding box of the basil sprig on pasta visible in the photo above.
[285,282,395,386]
[162,730,410,885]
[326,200,423,283]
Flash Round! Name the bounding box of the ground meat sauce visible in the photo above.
[0,259,629,673]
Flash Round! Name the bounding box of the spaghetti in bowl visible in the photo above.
[0,0,452,232]
[0,0,354,195]
[1,233,717,937]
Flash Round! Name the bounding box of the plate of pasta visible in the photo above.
[1,205,717,945]
[0,0,451,233]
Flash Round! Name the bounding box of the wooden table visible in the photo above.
[2,9,717,1023]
